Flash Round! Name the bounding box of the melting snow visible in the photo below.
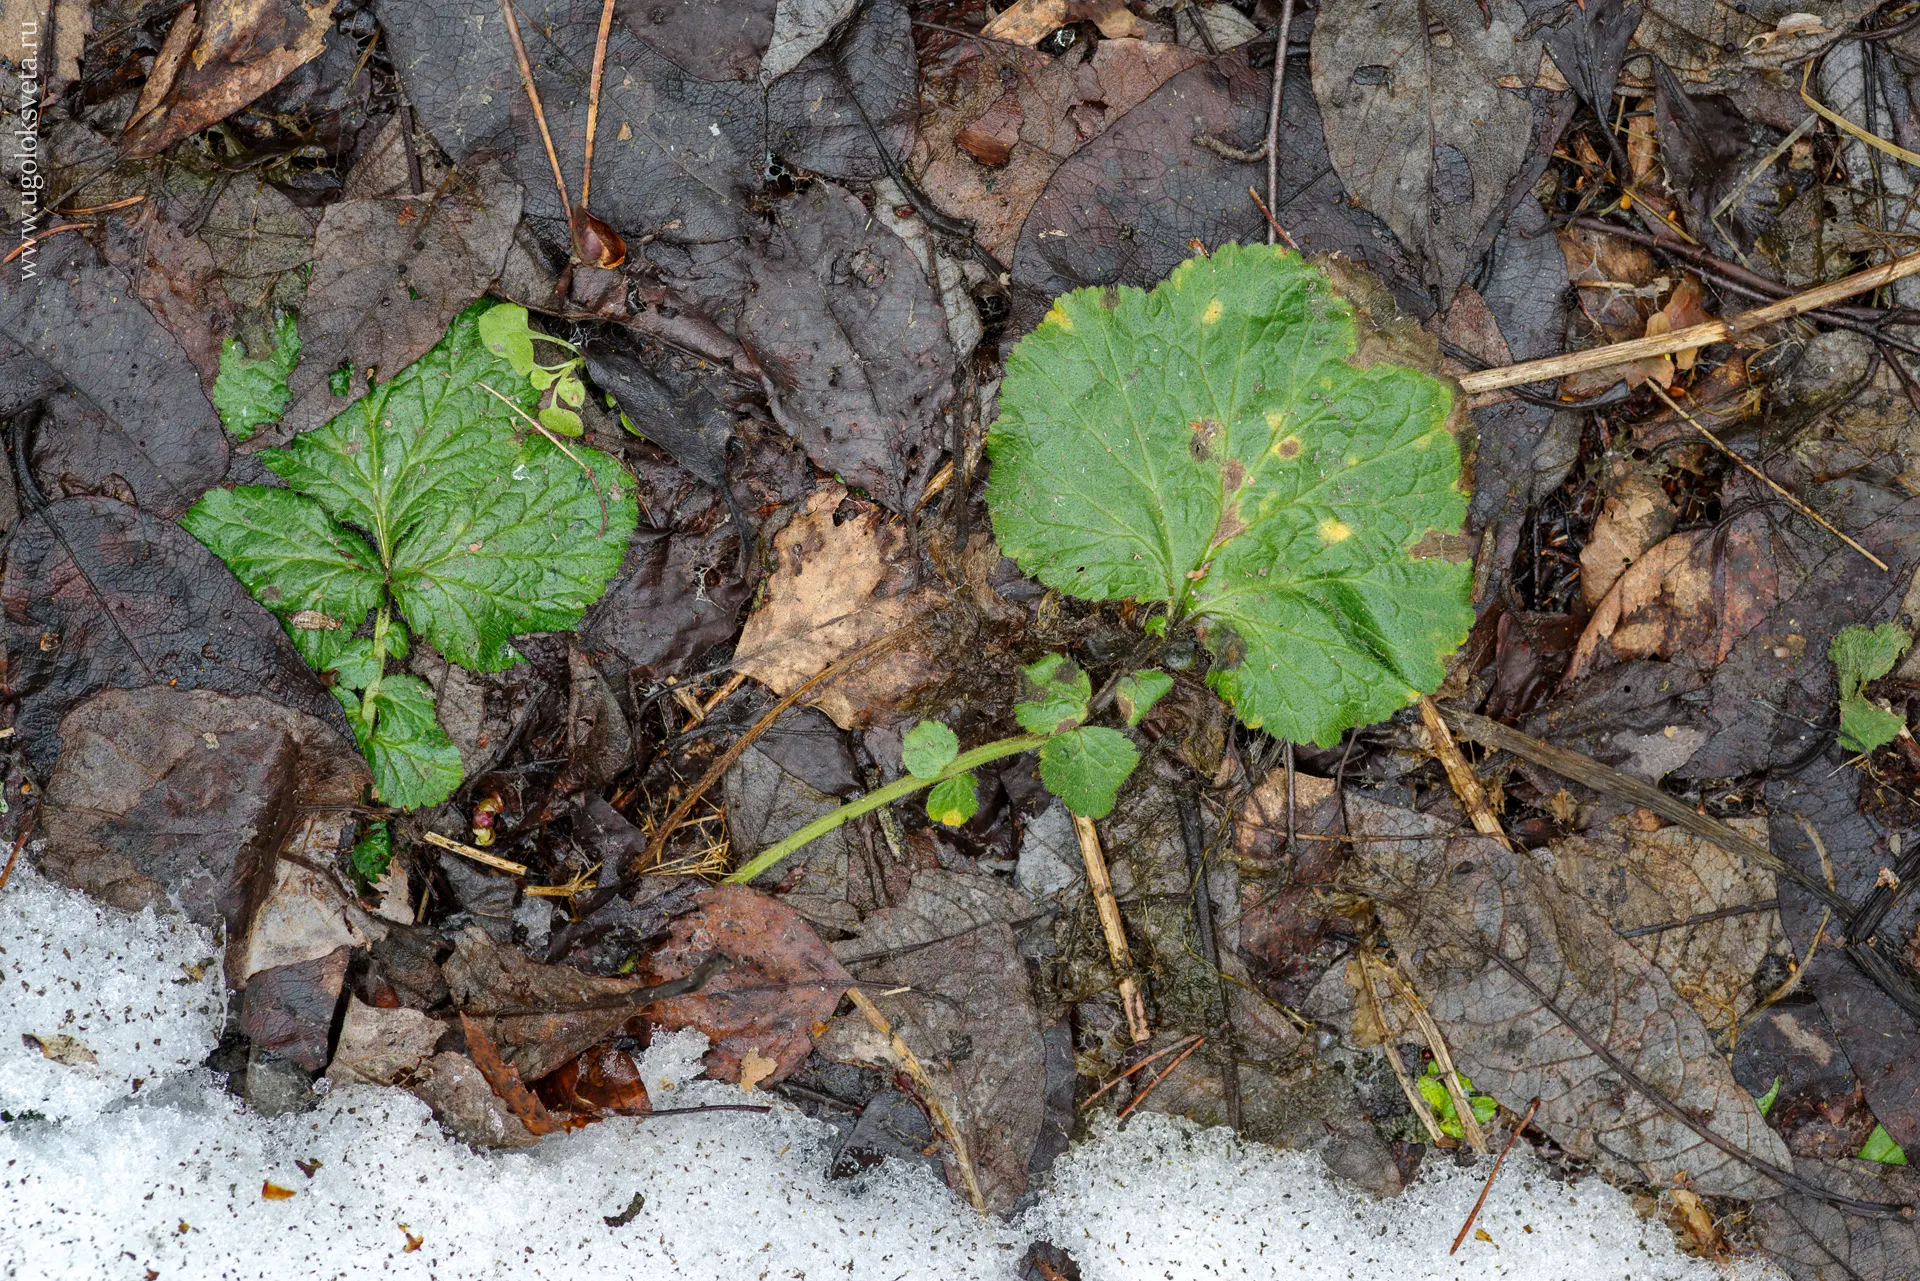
[0,861,1783,1280]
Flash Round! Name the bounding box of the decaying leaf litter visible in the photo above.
[15,0,1920,1275]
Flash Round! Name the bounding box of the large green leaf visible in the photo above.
[987,244,1472,746]
[180,486,383,668]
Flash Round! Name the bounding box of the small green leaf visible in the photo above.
[1832,624,1913,753]
[1115,669,1174,727]
[1038,726,1139,819]
[987,244,1472,746]
[212,312,301,441]
[328,363,354,397]
[539,406,584,436]
[902,720,960,779]
[1015,655,1092,735]
[555,372,585,408]
[1755,1077,1780,1117]
[1860,1122,1909,1165]
[180,487,382,669]
[337,677,464,809]
[328,638,383,690]
[926,774,980,827]
[352,822,393,882]
[477,303,538,376]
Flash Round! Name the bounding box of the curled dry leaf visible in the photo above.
[1350,795,1792,1197]
[122,0,335,158]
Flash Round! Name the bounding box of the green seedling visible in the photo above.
[212,311,301,441]
[1754,1076,1780,1117]
[1859,1122,1909,1165]
[185,303,639,851]
[724,656,1165,883]
[1831,623,1912,754]
[478,302,590,437]
[1418,1061,1497,1141]
[986,244,1473,747]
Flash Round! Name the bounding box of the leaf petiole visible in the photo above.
[723,733,1050,884]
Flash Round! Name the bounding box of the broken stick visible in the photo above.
[1458,246,1920,393]
[1074,814,1152,1045]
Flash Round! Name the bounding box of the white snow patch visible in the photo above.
[0,860,224,1122]
[0,862,1784,1280]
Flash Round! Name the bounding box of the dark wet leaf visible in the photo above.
[1753,1159,1920,1281]
[444,925,664,1084]
[121,0,335,158]
[1009,46,1428,329]
[1311,0,1549,292]
[240,945,351,1072]
[583,524,754,681]
[0,239,227,517]
[1537,0,1641,124]
[584,334,732,489]
[1351,794,1792,1196]
[0,496,340,773]
[39,683,363,915]
[826,868,1048,1212]
[264,160,524,445]
[641,885,851,1084]
[736,181,956,509]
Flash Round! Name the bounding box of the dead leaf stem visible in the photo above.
[1450,1097,1540,1255]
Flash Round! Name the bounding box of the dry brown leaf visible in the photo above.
[1565,514,1786,684]
[738,1049,778,1093]
[260,1181,296,1201]
[981,0,1069,43]
[1545,814,1777,1029]
[459,1013,568,1138]
[642,885,851,1084]
[733,486,946,729]
[915,39,1203,261]
[1580,470,1679,609]
[122,0,335,159]
[23,1033,96,1066]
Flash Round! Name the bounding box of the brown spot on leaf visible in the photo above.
[1408,529,1472,562]
[1221,459,1246,493]
[1188,418,1220,460]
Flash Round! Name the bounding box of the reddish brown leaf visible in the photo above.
[642,885,850,1084]
[458,1013,568,1137]
[122,0,335,159]
[260,1181,295,1201]
[535,1045,653,1117]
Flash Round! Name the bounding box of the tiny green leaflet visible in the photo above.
[1831,623,1912,754]
[987,243,1473,747]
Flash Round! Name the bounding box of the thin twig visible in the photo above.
[1644,382,1886,570]
[499,0,572,221]
[0,809,37,894]
[1118,1038,1206,1125]
[1358,956,1447,1145]
[423,829,529,875]
[2,223,90,264]
[1450,1097,1541,1254]
[1178,789,1240,1131]
[581,0,615,209]
[847,986,987,1213]
[1262,0,1296,247]
[1379,958,1488,1153]
[1616,899,1781,938]
[1247,187,1299,251]
[1081,1033,1205,1111]
[1075,814,1151,1044]
[1458,246,1920,393]
[1419,696,1511,848]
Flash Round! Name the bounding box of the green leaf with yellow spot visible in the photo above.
[926,773,980,827]
[987,245,1472,746]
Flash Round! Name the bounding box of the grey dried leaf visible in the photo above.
[1349,795,1792,1197]
[1310,0,1544,292]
